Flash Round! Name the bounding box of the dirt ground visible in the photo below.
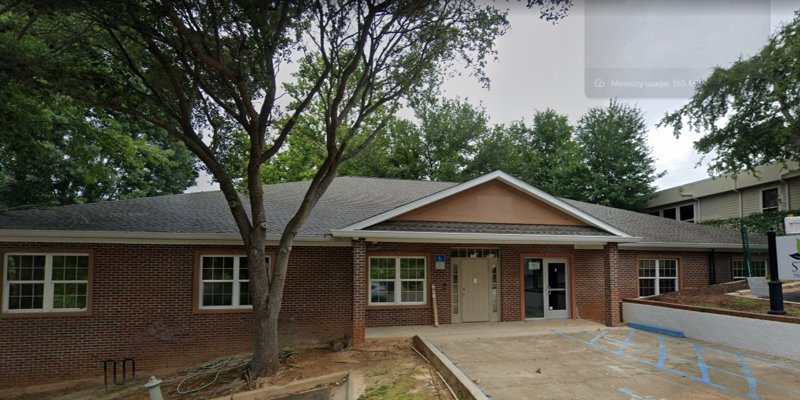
[0,338,453,400]
[653,282,800,318]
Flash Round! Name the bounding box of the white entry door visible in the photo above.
[461,259,490,322]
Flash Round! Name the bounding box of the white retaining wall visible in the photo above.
[622,301,800,361]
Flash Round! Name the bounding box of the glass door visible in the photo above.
[523,257,569,319]
[523,258,544,318]
[545,260,569,319]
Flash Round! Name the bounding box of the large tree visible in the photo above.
[661,12,800,174]
[0,14,196,210]
[0,0,549,377]
[575,100,663,211]
[467,109,584,197]
[412,95,489,181]
[260,93,489,183]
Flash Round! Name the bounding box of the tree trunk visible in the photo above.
[248,235,278,377]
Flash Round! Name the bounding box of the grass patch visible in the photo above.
[358,363,431,400]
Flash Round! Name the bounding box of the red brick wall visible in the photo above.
[0,239,742,388]
[360,243,737,328]
[574,249,606,322]
[363,242,453,327]
[617,250,714,301]
[0,242,352,388]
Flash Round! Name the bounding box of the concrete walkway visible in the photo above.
[367,319,604,340]
[371,321,800,399]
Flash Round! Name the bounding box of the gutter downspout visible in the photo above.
[709,249,717,285]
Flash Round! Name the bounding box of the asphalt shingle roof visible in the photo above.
[563,199,764,245]
[0,176,755,246]
[0,177,456,236]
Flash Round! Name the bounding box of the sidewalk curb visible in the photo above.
[412,335,489,400]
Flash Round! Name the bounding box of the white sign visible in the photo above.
[786,216,800,234]
[775,235,800,280]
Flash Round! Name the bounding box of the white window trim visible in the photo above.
[2,253,90,313]
[198,255,270,310]
[678,203,695,223]
[732,258,768,279]
[760,187,780,213]
[368,256,427,306]
[638,259,679,297]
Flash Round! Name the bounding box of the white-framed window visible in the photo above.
[679,204,695,223]
[199,255,270,309]
[732,259,767,279]
[761,187,779,213]
[662,208,677,220]
[369,256,426,305]
[2,253,90,313]
[638,259,678,297]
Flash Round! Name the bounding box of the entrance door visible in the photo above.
[461,259,490,322]
[523,258,569,319]
[545,260,569,319]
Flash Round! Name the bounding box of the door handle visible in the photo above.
[546,286,551,296]
[462,287,466,295]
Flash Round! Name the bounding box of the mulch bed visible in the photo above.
[651,281,800,318]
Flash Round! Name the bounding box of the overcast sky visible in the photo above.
[442,0,799,190]
[188,0,800,193]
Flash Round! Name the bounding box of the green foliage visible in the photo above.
[467,109,585,198]
[661,12,800,174]
[0,13,196,209]
[701,210,799,236]
[412,95,488,181]
[574,100,664,211]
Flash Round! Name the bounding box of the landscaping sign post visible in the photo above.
[769,231,788,315]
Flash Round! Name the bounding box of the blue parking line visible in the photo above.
[738,355,760,400]
[656,336,666,369]
[589,329,608,345]
[614,330,636,355]
[694,344,710,384]
[598,332,800,399]
[553,330,800,400]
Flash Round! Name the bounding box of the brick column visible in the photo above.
[603,242,622,326]
[352,239,367,346]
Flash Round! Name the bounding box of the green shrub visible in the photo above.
[700,209,800,235]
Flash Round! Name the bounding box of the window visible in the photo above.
[679,204,695,223]
[3,253,90,313]
[662,208,677,220]
[369,256,426,305]
[762,188,779,213]
[732,259,767,279]
[451,248,498,258]
[638,259,678,297]
[199,255,270,309]
[648,211,660,216]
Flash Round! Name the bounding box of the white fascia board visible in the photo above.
[331,229,641,245]
[0,230,350,246]
[338,171,632,238]
[620,242,767,251]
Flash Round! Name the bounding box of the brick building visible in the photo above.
[0,171,760,387]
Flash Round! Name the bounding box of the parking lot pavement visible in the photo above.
[427,326,800,400]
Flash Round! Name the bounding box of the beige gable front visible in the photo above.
[393,180,588,226]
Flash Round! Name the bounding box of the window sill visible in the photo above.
[193,307,253,315]
[366,304,429,310]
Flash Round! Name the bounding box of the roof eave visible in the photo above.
[0,229,346,246]
[331,229,641,244]
[620,242,765,251]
